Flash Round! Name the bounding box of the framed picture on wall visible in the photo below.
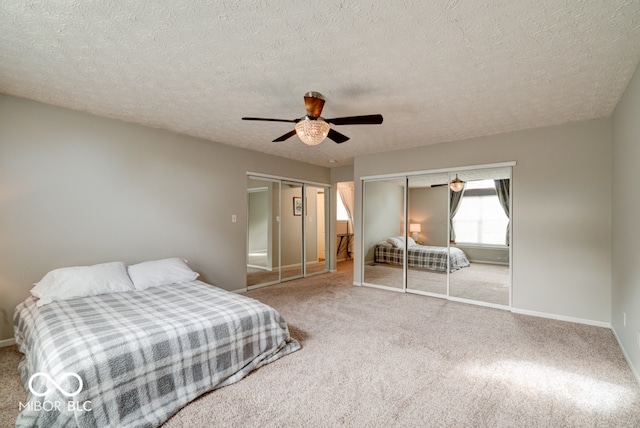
[293,197,302,216]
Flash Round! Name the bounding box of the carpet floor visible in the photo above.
[364,262,510,306]
[2,262,639,427]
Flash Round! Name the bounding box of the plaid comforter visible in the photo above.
[375,245,470,272]
[13,280,300,427]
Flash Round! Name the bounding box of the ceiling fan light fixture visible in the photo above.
[295,117,330,146]
[450,174,464,192]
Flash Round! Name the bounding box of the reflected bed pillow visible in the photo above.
[386,236,417,248]
[386,237,404,248]
[31,261,134,307]
[127,257,199,291]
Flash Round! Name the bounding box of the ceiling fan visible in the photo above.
[242,91,383,146]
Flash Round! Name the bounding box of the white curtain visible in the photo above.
[338,185,355,252]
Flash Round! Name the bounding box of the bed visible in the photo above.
[14,260,300,428]
[375,242,470,273]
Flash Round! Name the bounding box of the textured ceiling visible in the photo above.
[1,1,640,168]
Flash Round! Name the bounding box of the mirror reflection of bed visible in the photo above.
[362,166,511,308]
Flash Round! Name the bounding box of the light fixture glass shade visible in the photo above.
[450,175,464,192]
[295,117,330,146]
[409,223,421,242]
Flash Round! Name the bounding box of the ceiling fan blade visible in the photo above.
[242,117,298,123]
[327,128,350,144]
[272,129,297,142]
[304,93,325,118]
[326,114,383,126]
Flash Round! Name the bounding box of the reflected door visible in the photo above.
[406,174,449,296]
[362,178,406,290]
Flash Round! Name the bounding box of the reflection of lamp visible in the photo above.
[409,223,421,242]
[295,117,331,146]
[450,174,464,192]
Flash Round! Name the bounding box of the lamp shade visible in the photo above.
[409,224,421,233]
[295,117,330,146]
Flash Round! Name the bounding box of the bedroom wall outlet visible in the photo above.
[623,312,627,326]
[231,214,237,223]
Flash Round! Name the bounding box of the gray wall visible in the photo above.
[354,118,612,325]
[362,180,405,264]
[0,95,329,340]
[612,63,640,380]
[408,186,448,246]
[247,190,268,253]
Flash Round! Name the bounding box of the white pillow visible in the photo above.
[31,261,134,307]
[127,258,199,291]
[386,236,417,248]
[386,237,404,248]
[377,241,393,247]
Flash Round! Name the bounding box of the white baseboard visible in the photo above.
[231,288,247,294]
[611,327,640,386]
[511,307,611,329]
[0,338,16,348]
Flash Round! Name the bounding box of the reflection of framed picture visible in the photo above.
[293,197,302,216]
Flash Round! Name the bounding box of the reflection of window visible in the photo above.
[453,180,508,245]
[337,190,350,220]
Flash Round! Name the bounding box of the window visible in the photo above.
[452,180,508,245]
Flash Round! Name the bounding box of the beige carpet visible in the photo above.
[247,261,327,287]
[2,262,639,427]
[364,262,510,305]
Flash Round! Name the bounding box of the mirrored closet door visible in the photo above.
[247,177,280,287]
[361,164,513,309]
[247,176,330,289]
[305,186,330,276]
[406,173,449,297]
[448,168,511,306]
[280,182,304,282]
[362,178,406,290]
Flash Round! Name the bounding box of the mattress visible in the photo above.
[13,280,300,427]
[374,244,470,272]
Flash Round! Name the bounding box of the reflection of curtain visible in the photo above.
[338,186,354,252]
[449,186,465,242]
[494,179,510,245]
